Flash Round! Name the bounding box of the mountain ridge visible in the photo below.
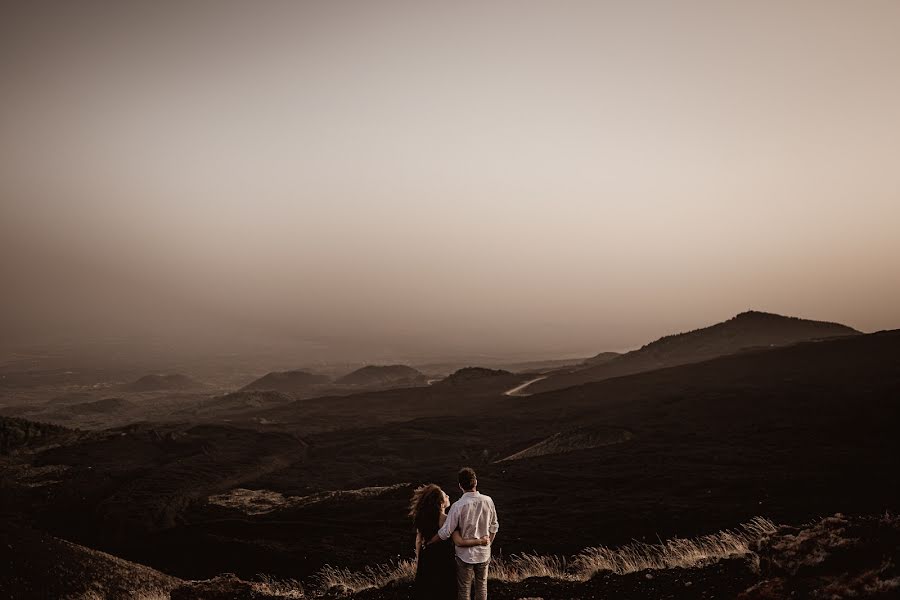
[527,310,860,394]
[335,364,425,386]
[240,370,331,394]
[124,374,205,393]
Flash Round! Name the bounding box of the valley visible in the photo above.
[2,313,898,596]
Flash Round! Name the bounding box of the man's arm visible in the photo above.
[452,530,490,547]
[431,502,460,545]
[488,498,499,543]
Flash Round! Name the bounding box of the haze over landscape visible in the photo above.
[2,2,900,600]
[3,0,900,363]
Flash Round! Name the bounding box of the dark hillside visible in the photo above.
[437,367,517,386]
[582,351,621,366]
[2,331,896,582]
[51,397,133,416]
[335,364,425,386]
[216,330,898,577]
[240,370,331,394]
[173,390,296,420]
[0,520,181,599]
[530,310,860,393]
[0,416,71,454]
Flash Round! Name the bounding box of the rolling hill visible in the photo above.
[527,310,859,393]
[436,366,517,386]
[240,369,331,394]
[206,329,898,577]
[581,351,621,366]
[174,390,296,420]
[0,416,72,454]
[0,520,181,600]
[1,329,896,584]
[124,373,205,392]
[335,364,426,387]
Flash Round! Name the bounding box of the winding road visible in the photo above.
[503,375,548,397]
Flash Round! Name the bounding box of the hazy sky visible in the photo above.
[2,1,899,361]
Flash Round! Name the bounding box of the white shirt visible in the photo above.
[438,491,499,564]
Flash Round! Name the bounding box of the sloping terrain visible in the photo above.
[0,365,146,419]
[497,426,633,461]
[0,367,128,390]
[2,389,218,430]
[173,390,297,421]
[224,369,534,435]
[1,330,897,584]
[0,519,182,600]
[435,366,518,386]
[217,330,898,577]
[207,483,410,515]
[0,416,72,454]
[528,310,860,393]
[497,356,597,373]
[581,351,621,366]
[0,421,308,580]
[335,365,425,386]
[336,514,900,600]
[44,396,134,417]
[5,513,894,600]
[45,391,98,406]
[241,370,332,394]
[742,513,900,599]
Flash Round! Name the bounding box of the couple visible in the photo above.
[409,467,499,600]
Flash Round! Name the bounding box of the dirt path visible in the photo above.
[503,375,548,397]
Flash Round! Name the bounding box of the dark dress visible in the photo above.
[413,520,456,600]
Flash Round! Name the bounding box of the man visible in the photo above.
[433,467,499,600]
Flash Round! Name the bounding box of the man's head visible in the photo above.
[458,467,477,492]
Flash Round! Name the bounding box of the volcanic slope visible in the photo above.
[123,329,900,580]
[527,310,859,393]
[220,330,900,576]
[2,331,896,581]
[335,365,427,388]
[0,520,181,600]
[240,369,331,395]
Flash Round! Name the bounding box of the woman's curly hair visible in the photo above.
[409,483,445,537]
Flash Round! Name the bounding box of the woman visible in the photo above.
[409,484,489,600]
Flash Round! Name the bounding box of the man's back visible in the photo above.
[441,491,499,564]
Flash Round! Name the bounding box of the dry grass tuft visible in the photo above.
[256,574,306,598]
[570,516,776,579]
[490,553,569,582]
[310,517,776,592]
[313,559,416,593]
